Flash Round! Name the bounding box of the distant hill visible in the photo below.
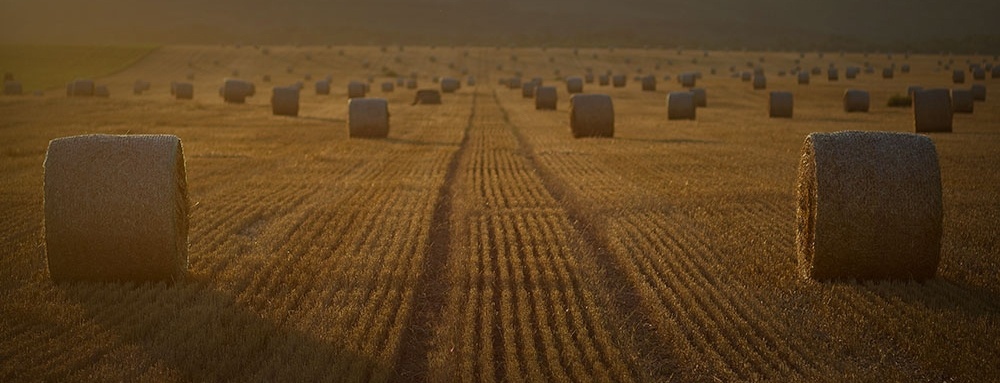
[2,0,999,53]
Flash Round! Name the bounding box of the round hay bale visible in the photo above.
[348,98,390,138]
[900,64,911,74]
[843,89,870,112]
[315,80,331,95]
[95,85,110,98]
[413,89,442,105]
[795,131,942,280]
[222,79,253,103]
[68,79,95,97]
[566,77,584,94]
[507,77,522,89]
[44,134,189,283]
[406,79,418,89]
[466,76,476,86]
[882,67,894,79]
[953,69,965,84]
[797,72,810,84]
[751,73,768,90]
[535,86,557,110]
[4,81,23,95]
[971,84,986,101]
[679,73,696,88]
[951,89,974,113]
[666,91,696,120]
[740,71,752,82]
[845,67,860,79]
[522,82,536,98]
[992,66,1000,78]
[598,74,610,86]
[691,88,707,107]
[973,68,986,80]
[347,81,366,98]
[396,77,405,86]
[569,94,614,138]
[271,86,300,117]
[173,82,194,100]
[913,88,952,132]
[827,68,839,81]
[132,80,151,95]
[441,77,460,93]
[769,91,793,118]
[641,75,657,91]
[611,74,626,88]
[584,73,594,84]
[381,82,395,92]
[811,67,822,75]
[906,85,924,97]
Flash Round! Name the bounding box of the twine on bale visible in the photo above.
[569,94,614,138]
[44,134,189,283]
[795,131,942,281]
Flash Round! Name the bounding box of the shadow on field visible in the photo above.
[852,279,1000,315]
[298,116,346,124]
[60,274,384,381]
[382,137,458,148]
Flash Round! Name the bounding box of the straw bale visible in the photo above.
[769,91,793,118]
[569,94,614,138]
[843,89,870,112]
[667,92,696,120]
[913,88,952,132]
[348,98,390,138]
[271,86,300,116]
[535,86,557,110]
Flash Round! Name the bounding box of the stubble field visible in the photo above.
[1,45,998,382]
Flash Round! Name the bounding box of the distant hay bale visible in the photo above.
[882,68,894,79]
[811,67,822,75]
[906,85,924,97]
[412,89,442,105]
[441,77,460,93]
[900,64,910,74]
[67,79,95,97]
[769,91,794,118]
[642,75,657,91]
[951,89,974,113]
[971,84,986,101]
[173,82,194,100]
[612,74,626,87]
[598,74,610,86]
[795,131,942,280]
[348,98,390,138]
[973,68,986,80]
[406,79,418,89]
[507,77,522,89]
[569,94,614,138]
[584,73,594,84]
[133,80,151,95]
[843,89,870,112]
[828,68,839,81]
[44,134,189,282]
[952,69,965,83]
[347,81,366,98]
[691,88,707,107]
[95,85,110,98]
[845,67,860,79]
[798,72,810,84]
[522,82,536,98]
[566,77,584,94]
[666,91,696,120]
[396,77,405,86]
[4,81,23,95]
[913,88,952,132]
[679,73,696,88]
[753,74,767,90]
[271,86,300,117]
[222,79,254,103]
[466,76,476,86]
[381,82,395,92]
[316,80,331,95]
[740,71,752,82]
[993,66,1000,78]
[535,86,557,110]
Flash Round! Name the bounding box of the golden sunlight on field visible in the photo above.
[1,43,999,382]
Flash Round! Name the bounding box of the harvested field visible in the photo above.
[1,45,999,382]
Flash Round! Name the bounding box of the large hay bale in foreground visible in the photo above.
[4,81,23,95]
[795,131,942,280]
[44,134,189,282]
[843,89,870,112]
[612,74,626,87]
[971,84,986,101]
[691,88,707,107]
[666,92,696,120]
[769,91,793,118]
[569,94,614,138]
[271,86,300,117]
[68,79,95,97]
[412,89,442,105]
[535,86,557,110]
[441,77,460,93]
[315,80,331,95]
[173,82,194,100]
[913,88,952,132]
[347,81,366,98]
[951,89,974,113]
[953,69,965,84]
[348,98,390,138]
[566,77,584,94]
[222,79,254,103]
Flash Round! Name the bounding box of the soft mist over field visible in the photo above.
[2,0,999,51]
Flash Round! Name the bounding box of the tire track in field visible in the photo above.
[391,89,478,382]
[495,89,677,382]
